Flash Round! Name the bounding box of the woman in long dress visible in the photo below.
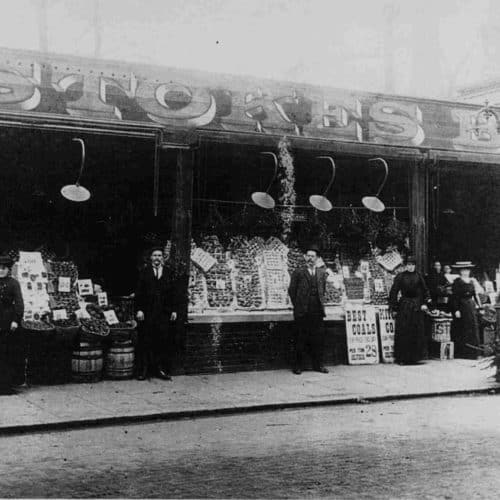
[0,255,24,394]
[389,255,431,364]
[450,261,481,359]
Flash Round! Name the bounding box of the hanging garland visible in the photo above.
[277,136,296,243]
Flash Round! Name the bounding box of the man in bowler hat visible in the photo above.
[135,247,178,380]
[288,245,329,375]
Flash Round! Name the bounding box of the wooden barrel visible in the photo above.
[105,341,135,379]
[71,343,103,383]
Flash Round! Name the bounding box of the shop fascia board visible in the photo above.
[0,108,164,139]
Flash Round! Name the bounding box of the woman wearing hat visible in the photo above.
[0,255,24,394]
[450,261,481,359]
[389,255,432,365]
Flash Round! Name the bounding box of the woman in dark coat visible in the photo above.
[389,255,431,364]
[0,255,24,394]
[450,261,481,359]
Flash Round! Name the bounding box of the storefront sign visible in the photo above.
[377,305,395,363]
[345,304,379,365]
[0,48,499,154]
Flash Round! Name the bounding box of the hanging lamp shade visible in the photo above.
[61,138,91,202]
[251,152,278,209]
[362,157,388,212]
[309,156,336,212]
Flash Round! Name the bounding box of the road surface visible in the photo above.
[1,394,500,498]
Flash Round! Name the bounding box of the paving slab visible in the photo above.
[0,359,497,434]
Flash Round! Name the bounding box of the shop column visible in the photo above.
[409,156,429,272]
[169,146,195,362]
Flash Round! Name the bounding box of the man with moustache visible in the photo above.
[288,244,329,375]
[135,247,178,380]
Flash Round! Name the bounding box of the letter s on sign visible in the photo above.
[368,101,425,146]
[136,82,216,128]
[0,64,41,111]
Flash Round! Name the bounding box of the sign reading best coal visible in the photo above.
[0,47,499,153]
[345,304,379,365]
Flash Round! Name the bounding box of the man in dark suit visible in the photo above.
[288,245,329,375]
[135,247,178,380]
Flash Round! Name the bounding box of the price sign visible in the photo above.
[77,279,93,296]
[76,307,91,319]
[52,309,68,321]
[103,309,119,325]
[484,281,495,294]
[374,278,385,293]
[377,305,395,363]
[345,304,379,365]
[97,292,108,307]
[342,266,351,279]
[58,277,71,292]
[191,248,217,273]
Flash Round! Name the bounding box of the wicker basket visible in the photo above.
[80,323,110,343]
[109,320,137,343]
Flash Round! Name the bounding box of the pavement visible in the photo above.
[0,358,498,435]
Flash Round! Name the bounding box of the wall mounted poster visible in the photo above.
[345,304,379,365]
[377,305,396,363]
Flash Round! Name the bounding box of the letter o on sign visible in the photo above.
[155,83,192,110]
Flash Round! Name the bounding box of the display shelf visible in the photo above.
[188,305,347,324]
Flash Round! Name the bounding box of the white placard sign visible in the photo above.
[97,292,108,307]
[77,279,94,296]
[191,248,217,273]
[58,277,71,293]
[345,304,379,365]
[377,305,396,363]
[103,309,119,325]
[52,309,68,321]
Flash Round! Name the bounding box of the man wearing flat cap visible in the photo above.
[288,244,329,375]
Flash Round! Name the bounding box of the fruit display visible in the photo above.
[201,235,226,264]
[261,245,291,309]
[247,237,265,258]
[86,303,106,320]
[109,299,135,323]
[230,237,264,310]
[22,319,54,331]
[52,317,80,329]
[287,246,305,276]
[367,254,389,305]
[109,320,137,330]
[47,260,79,287]
[264,269,291,309]
[50,292,80,314]
[188,263,208,312]
[200,236,234,309]
[344,277,365,300]
[80,317,110,337]
[324,278,343,305]
[265,236,288,256]
[205,263,234,309]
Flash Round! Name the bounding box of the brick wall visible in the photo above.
[179,321,347,375]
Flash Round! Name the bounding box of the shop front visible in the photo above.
[1,47,500,380]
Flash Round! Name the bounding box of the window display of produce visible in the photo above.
[187,234,405,317]
[228,236,265,310]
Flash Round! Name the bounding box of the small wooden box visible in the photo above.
[431,341,454,360]
[430,318,451,342]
